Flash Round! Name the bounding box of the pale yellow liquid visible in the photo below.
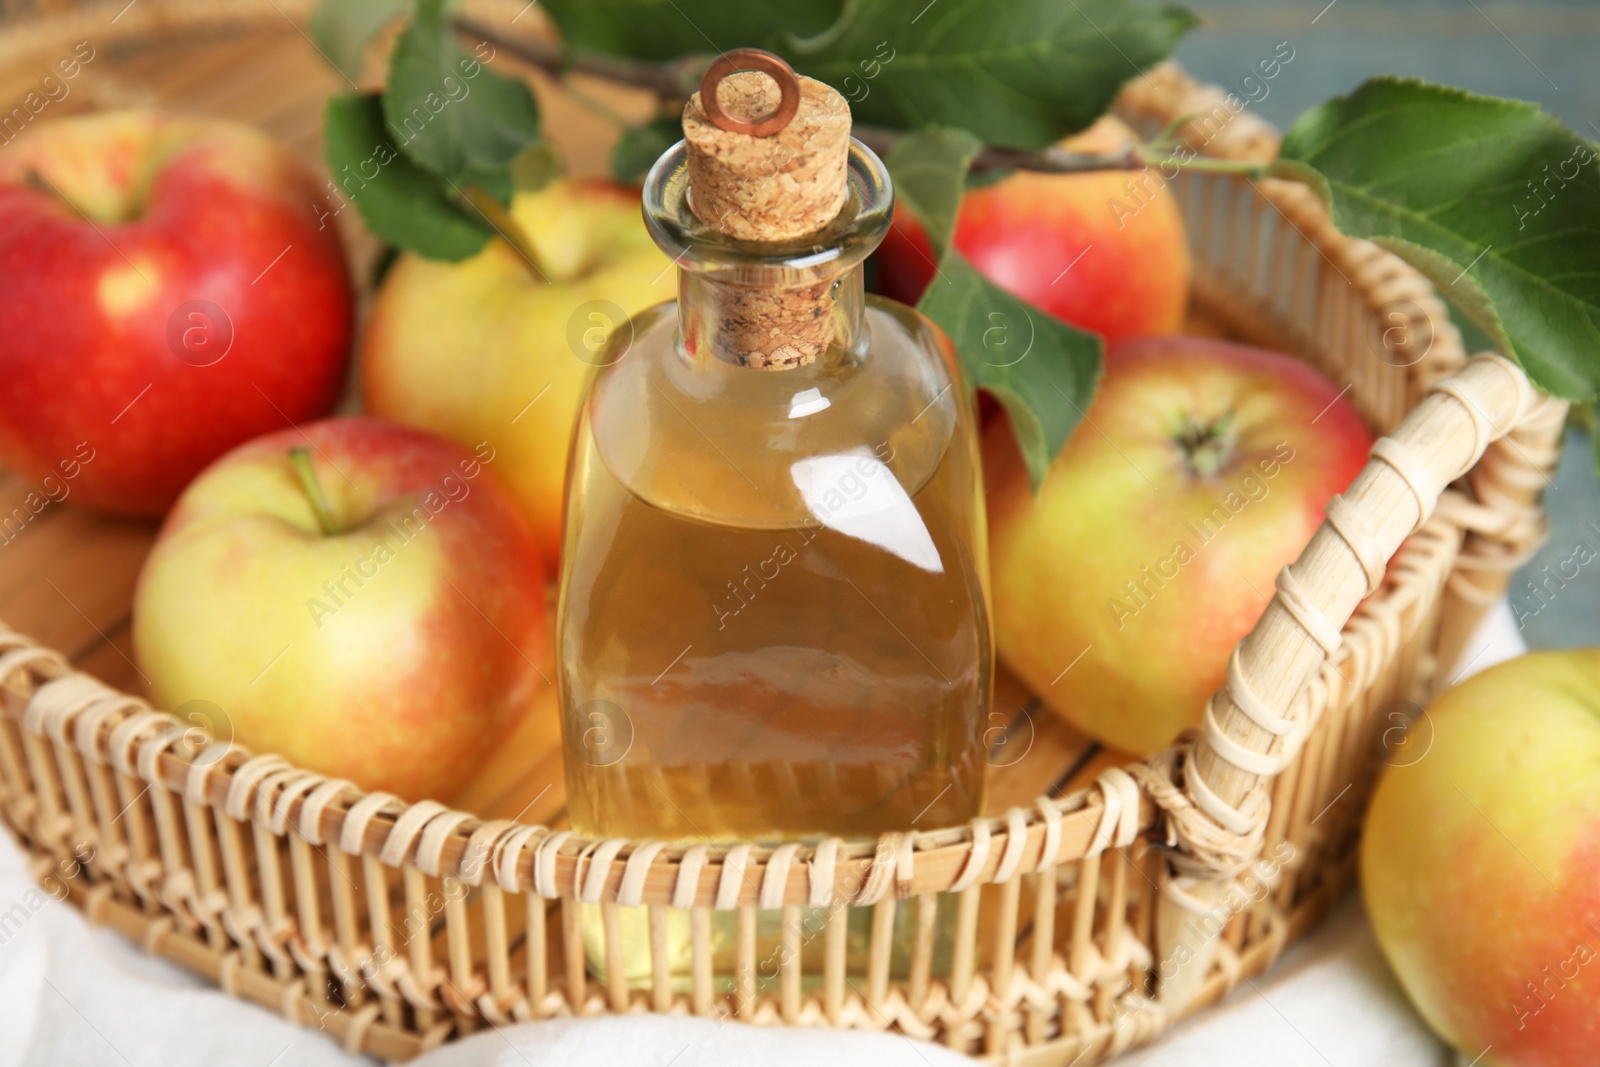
[558,298,991,985]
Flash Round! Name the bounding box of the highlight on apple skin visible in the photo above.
[984,335,1373,755]
[0,110,354,517]
[132,418,549,802]
[1362,650,1600,1067]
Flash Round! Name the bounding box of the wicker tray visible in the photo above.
[0,1,1568,1062]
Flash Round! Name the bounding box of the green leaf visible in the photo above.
[787,0,1196,149]
[454,159,514,206]
[324,92,495,260]
[919,253,1102,489]
[1445,298,1502,358]
[1589,412,1600,484]
[309,0,409,84]
[1274,77,1600,400]
[886,123,1102,487]
[883,126,982,256]
[611,116,682,183]
[542,0,1193,149]
[383,0,541,190]
[541,0,843,61]
[1569,403,1600,481]
[964,166,1014,190]
[512,142,564,192]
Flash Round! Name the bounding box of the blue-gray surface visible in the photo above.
[1173,0,1600,651]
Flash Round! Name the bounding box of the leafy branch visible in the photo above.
[311,0,1600,481]
[312,0,1205,483]
[319,0,550,269]
[453,15,702,97]
[455,16,1200,179]
[1273,78,1600,403]
[542,0,1197,150]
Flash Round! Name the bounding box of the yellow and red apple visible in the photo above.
[132,418,548,802]
[0,111,352,516]
[986,336,1372,754]
[1363,650,1600,1067]
[361,178,675,567]
[876,115,1190,343]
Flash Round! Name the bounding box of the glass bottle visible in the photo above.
[555,60,992,984]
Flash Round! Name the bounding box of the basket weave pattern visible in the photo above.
[0,15,1569,1063]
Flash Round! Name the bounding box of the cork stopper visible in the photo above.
[682,49,852,369]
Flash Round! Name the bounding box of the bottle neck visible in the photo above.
[677,260,867,371]
[641,137,895,372]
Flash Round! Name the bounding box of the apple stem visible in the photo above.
[289,446,340,536]
[23,168,90,221]
[458,185,548,282]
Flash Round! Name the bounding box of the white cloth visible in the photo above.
[0,605,1523,1067]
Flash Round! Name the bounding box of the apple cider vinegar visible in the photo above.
[560,298,990,841]
[555,54,991,983]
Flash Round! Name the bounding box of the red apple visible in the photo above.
[876,115,1191,344]
[1364,651,1600,1067]
[985,336,1372,754]
[0,110,353,517]
[132,418,548,802]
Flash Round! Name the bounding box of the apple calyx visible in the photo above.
[289,446,342,536]
[1174,412,1236,479]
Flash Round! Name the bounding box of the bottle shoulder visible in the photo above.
[584,299,971,528]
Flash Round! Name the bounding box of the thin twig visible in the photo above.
[455,15,698,97]
[853,127,1151,175]
[451,17,1266,179]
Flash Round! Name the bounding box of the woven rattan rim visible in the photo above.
[0,5,1571,1059]
[0,0,1562,913]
